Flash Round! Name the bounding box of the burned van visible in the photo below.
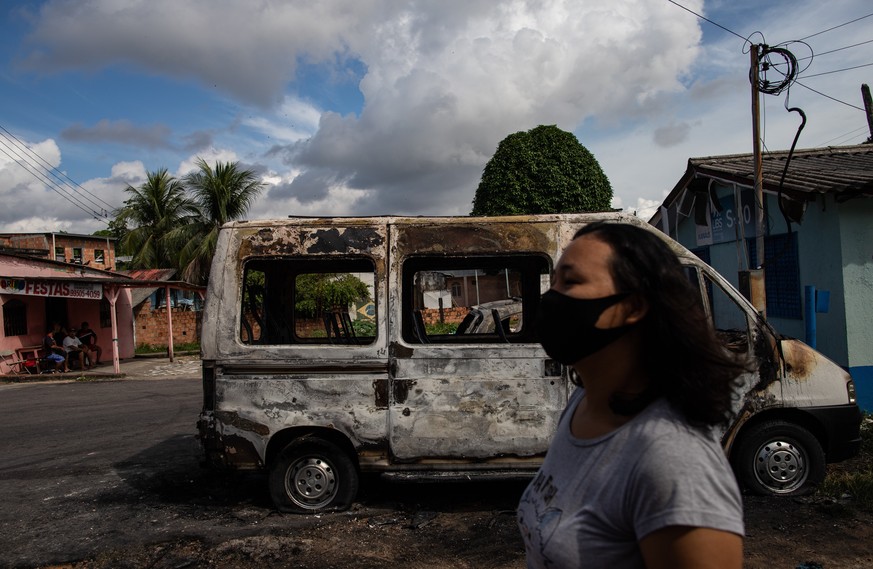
[198,213,861,513]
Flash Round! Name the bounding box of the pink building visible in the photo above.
[0,251,136,373]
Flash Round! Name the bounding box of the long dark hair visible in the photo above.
[573,222,747,426]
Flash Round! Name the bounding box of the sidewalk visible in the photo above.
[0,353,201,383]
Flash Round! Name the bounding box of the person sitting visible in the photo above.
[42,328,69,373]
[62,328,92,370]
[77,322,103,365]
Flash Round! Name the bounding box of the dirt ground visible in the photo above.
[34,478,873,569]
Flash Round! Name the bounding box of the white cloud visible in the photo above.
[176,149,240,177]
[15,0,873,229]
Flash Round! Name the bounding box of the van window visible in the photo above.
[402,255,550,344]
[240,257,376,345]
[687,266,750,354]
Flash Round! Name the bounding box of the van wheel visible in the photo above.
[269,438,358,513]
[733,421,825,496]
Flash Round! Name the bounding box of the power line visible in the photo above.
[0,143,111,222]
[799,11,873,41]
[795,38,873,61]
[665,0,748,43]
[800,61,873,80]
[817,125,870,146]
[0,124,116,213]
[794,81,865,111]
[0,135,113,220]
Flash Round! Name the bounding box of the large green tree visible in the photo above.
[471,125,612,215]
[115,169,196,269]
[175,158,265,285]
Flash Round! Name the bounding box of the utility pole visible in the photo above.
[862,84,873,143]
[747,45,767,318]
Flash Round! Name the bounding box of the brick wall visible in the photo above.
[134,299,201,347]
[419,307,469,325]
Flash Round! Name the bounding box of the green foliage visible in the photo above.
[109,159,264,286]
[295,273,371,318]
[425,321,459,335]
[351,319,377,337]
[818,415,873,510]
[471,125,612,216]
[116,169,197,269]
[175,158,266,285]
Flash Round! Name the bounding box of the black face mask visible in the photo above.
[535,290,633,366]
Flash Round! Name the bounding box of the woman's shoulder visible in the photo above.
[629,399,720,450]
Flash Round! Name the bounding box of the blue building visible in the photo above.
[651,144,873,409]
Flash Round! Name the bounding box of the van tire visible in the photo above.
[733,420,825,496]
[269,438,359,513]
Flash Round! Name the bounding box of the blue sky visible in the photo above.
[1,0,871,233]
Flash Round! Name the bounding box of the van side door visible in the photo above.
[387,221,565,462]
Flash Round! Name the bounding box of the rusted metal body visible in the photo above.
[198,213,859,491]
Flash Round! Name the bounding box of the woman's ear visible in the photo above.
[623,294,649,325]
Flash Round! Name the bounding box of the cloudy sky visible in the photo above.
[1,0,871,233]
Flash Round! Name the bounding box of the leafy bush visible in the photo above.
[352,319,377,337]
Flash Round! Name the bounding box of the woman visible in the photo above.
[517,222,746,569]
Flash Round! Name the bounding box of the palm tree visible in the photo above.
[116,169,196,269]
[177,158,265,284]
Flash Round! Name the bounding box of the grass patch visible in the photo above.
[817,414,873,510]
[425,321,460,335]
[135,342,200,355]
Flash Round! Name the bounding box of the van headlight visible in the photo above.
[847,379,857,404]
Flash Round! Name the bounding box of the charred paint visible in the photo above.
[305,227,385,254]
[214,410,270,436]
[781,339,818,381]
[393,378,413,404]
[221,434,262,467]
[752,328,780,391]
[389,342,414,358]
[395,222,554,256]
[373,378,389,408]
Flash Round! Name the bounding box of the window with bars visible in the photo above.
[748,232,801,319]
[3,299,27,336]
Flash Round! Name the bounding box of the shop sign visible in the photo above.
[0,278,103,299]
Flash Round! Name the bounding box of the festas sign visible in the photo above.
[0,278,103,300]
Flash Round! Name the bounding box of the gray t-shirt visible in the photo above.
[517,388,743,569]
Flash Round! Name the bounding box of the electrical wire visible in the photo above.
[817,125,870,146]
[0,143,111,222]
[0,124,116,214]
[799,11,873,42]
[752,45,799,95]
[801,61,873,80]
[665,0,749,43]
[0,135,113,221]
[794,81,865,111]
[795,38,873,61]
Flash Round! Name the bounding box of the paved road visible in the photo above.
[0,366,529,568]
[0,374,211,566]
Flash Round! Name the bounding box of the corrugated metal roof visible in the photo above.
[120,268,177,281]
[652,144,873,227]
[688,144,873,200]
[117,269,178,307]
